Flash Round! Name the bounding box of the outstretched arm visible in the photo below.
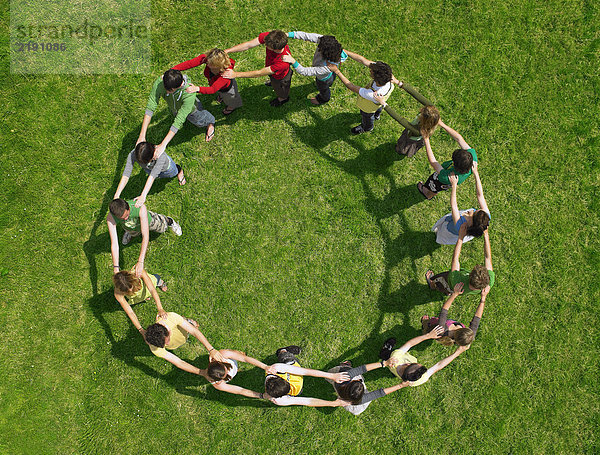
[221,349,268,370]
[344,49,374,67]
[396,326,444,353]
[222,66,274,79]
[107,213,120,273]
[179,319,224,363]
[438,120,470,150]
[472,162,490,214]
[416,345,469,385]
[213,382,263,399]
[424,137,443,173]
[267,363,350,383]
[450,234,464,272]
[114,293,145,335]
[140,270,166,318]
[160,350,209,377]
[449,174,460,225]
[483,230,493,270]
[225,37,261,54]
[327,64,361,94]
[135,205,150,278]
[269,395,349,407]
[134,175,155,208]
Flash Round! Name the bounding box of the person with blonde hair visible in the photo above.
[112,268,168,337]
[174,48,243,115]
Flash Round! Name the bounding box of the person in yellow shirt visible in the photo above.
[144,312,224,375]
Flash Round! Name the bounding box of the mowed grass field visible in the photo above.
[0,0,598,453]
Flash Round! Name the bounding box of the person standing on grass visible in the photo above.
[222,30,293,107]
[327,57,397,135]
[144,312,225,375]
[280,32,349,105]
[114,142,185,209]
[431,161,490,245]
[421,282,489,347]
[417,120,477,200]
[379,326,470,387]
[202,345,351,406]
[138,68,216,160]
[107,198,182,278]
[113,268,169,337]
[425,223,494,297]
[174,48,243,116]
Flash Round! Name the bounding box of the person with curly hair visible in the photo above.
[281,32,349,105]
[327,56,397,134]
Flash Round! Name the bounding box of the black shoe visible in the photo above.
[374,114,381,121]
[276,345,301,356]
[379,338,396,360]
[351,125,372,135]
[270,97,289,107]
[264,79,272,86]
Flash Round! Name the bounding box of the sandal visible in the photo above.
[425,270,434,289]
[177,167,186,186]
[205,124,215,142]
[222,106,236,115]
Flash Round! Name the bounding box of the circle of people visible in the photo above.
[106,30,494,414]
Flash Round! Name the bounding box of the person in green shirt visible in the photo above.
[417,120,477,200]
[425,228,494,303]
[138,69,216,160]
[107,198,182,278]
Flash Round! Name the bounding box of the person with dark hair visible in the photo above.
[261,346,350,407]
[107,198,181,277]
[425,218,494,299]
[174,48,243,116]
[380,326,470,387]
[145,312,224,374]
[327,53,398,134]
[421,282,489,348]
[113,142,185,209]
[280,31,349,105]
[417,120,478,200]
[138,68,216,160]
[432,160,490,245]
[113,268,168,337]
[223,30,293,107]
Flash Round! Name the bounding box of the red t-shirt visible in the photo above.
[257,32,290,80]
[172,54,235,94]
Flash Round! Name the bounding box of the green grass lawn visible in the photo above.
[1,0,599,453]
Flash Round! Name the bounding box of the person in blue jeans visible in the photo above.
[113,142,186,208]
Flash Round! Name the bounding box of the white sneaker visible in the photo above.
[122,231,133,245]
[170,221,182,236]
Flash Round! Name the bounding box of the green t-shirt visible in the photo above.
[449,268,495,296]
[438,148,478,185]
[115,200,152,232]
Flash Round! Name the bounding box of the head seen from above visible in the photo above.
[205,48,231,74]
[163,69,184,93]
[264,374,291,398]
[318,35,342,63]
[467,210,490,237]
[264,30,288,51]
[369,61,392,86]
[451,149,473,175]
[145,323,169,348]
[109,198,130,220]
[207,361,232,382]
[469,264,490,290]
[113,270,142,295]
[135,142,155,165]
[419,105,440,138]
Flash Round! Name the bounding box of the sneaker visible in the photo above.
[379,337,396,361]
[122,231,133,245]
[351,125,372,135]
[276,345,301,356]
[264,79,272,87]
[170,221,182,236]
[374,113,381,121]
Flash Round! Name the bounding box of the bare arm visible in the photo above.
[483,230,493,270]
[154,130,176,160]
[134,175,155,208]
[451,235,464,272]
[114,292,145,335]
[140,270,166,317]
[267,363,349,383]
[474,286,489,319]
[179,319,223,362]
[221,349,268,370]
[438,120,470,150]
[424,137,443,173]
[135,205,150,278]
[213,382,263,399]
[113,174,130,200]
[107,213,120,272]
[225,37,261,54]
[472,162,490,214]
[397,326,444,353]
[381,381,411,396]
[442,283,464,311]
[418,345,469,383]
[160,350,206,376]
[344,49,374,67]
[137,114,152,145]
[327,64,361,94]
[270,395,349,407]
[449,174,460,224]
[224,66,274,79]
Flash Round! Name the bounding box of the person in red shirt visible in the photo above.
[173,48,243,116]
[223,30,292,107]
